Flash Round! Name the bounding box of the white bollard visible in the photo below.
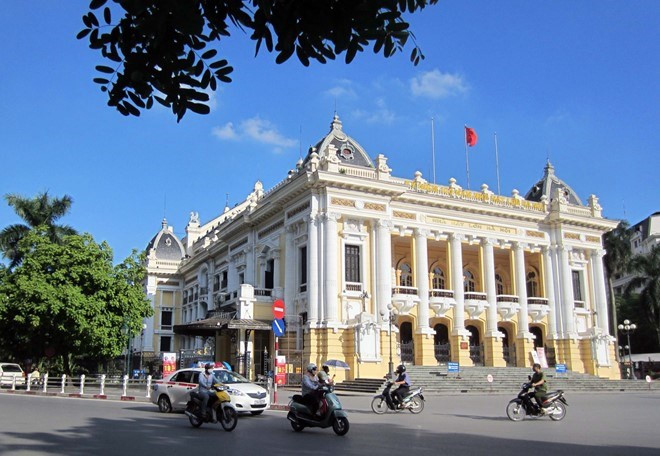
[42,373,48,393]
[11,375,16,391]
[122,374,128,397]
[79,374,85,395]
[100,374,106,396]
[146,375,152,398]
[27,373,32,392]
[61,374,66,394]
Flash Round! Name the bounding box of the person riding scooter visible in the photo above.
[391,364,411,408]
[301,363,322,416]
[198,363,220,418]
[530,363,548,414]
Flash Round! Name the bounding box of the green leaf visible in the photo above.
[201,49,217,60]
[95,65,114,74]
[89,0,107,10]
[103,7,111,25]
[93,78,109,84]
[76,29,91,40]
[186,101,210,115]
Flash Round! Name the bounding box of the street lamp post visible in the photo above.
[139,323,148,375]
[617,319,637,379]
[380,304,398,380]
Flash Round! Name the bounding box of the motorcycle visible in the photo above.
[287,385,350,436]
[185,384,238,431]
[506,380,568,422]
[371,381,425,414]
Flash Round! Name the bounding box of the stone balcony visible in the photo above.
[391,286,420,314]
[464,292,489,319]
[429,289,455,317]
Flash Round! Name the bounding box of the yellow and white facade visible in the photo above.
[143,115,621,380]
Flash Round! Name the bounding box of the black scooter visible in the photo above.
[287,385,350,436]
[371,381,425,414]
[506,378,568,421]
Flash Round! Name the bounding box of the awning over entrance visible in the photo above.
[174,317,271,336]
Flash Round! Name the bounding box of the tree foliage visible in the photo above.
[79,0,439,121]
[625,244,660,347]
[0,229,152,372]
[0,192,76,269]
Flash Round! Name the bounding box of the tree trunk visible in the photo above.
[608,278,620,362]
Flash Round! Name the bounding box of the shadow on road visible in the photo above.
[2,406,658,456]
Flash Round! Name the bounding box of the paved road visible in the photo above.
[1,392,658,455]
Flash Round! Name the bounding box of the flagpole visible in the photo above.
[464,125,470,190]
[494,132,501,195]
[431,117,436,184]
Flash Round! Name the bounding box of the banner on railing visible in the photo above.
[536,347,549,368]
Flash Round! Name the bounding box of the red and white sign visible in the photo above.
[162,352,177,376]
[275,355,286,386]
[272,299,285,320]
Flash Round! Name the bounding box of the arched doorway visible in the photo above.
[399,322,414,364]
[466,325,483,365]
[433,323,450,363]
[529,326,544,349]
[498,326,515,366]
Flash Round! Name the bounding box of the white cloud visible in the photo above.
[212,122,238,140]
[240,117,297,148]
[351,98,396,125]
[324,79,357,99]
[212,116,297,153]
[410,69,468,99]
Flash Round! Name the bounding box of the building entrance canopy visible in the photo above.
[174,317,271,336]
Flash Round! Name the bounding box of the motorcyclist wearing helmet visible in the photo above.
[198,363,220,417]
[530,363,548,413]
[301,363,322,416]
[391,364,411,408]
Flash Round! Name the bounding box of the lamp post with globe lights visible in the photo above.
[380,304,398,380]
[617,319,637,379]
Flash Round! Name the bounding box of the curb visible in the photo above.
[0,389,149,402]
[270,404,290,411]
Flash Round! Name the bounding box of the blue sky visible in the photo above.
[1,1,658,264]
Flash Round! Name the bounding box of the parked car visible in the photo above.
[0,363,26,388]
[151,367,269,415]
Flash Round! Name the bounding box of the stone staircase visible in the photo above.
[334,366,659,394]
[403,365,660,394]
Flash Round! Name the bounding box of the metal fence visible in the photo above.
[434,343,451,363]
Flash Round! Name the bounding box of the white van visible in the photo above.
[0,363,26,387]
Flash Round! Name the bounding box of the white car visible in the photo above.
[151,368,270,415]
[0,363,26,388]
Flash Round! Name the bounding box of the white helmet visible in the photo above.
[306,363,317,373]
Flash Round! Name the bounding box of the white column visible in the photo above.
[591,249,609,334]
[324,213,339,323]
[450,233,466,332]
[414,228,430,330]
[307,215,319,324]
[482,238,499,335]
[284,225,296,321]
[542,246,559,339]
[513,242,530,337]
[559,245,577,337]
[272,249,281,288]
[376,220,393,320]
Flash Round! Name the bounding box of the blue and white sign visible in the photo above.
[555,364,567,374]
[448,362,460,373]
[272,318,286,337]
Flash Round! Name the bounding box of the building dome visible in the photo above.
[525,161,583,206]
[146,218,186,261]
[304,114,375,168]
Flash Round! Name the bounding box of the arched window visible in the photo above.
[432,267,445,289]
[463,269,476,292]
[400,263,413,287]
[495,273,504,295]
[526,270,539,297]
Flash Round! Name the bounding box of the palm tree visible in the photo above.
[0,192,76,268]
[603,221,632,346]
[625,245,660,347]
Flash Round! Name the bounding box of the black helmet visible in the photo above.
[204,363,213,370]
[396,364,406,374]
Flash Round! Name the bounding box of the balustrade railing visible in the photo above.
[464,292,487,300]
[254,288,273,297]
[496,295,519,303]
[527,297,549,305]
[392,286,418,295]
[430,289,454,298]
[345,282,363,292]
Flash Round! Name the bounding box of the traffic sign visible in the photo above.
[272,318,286,337]
[448,362,459,373]
[273,299,285,319]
